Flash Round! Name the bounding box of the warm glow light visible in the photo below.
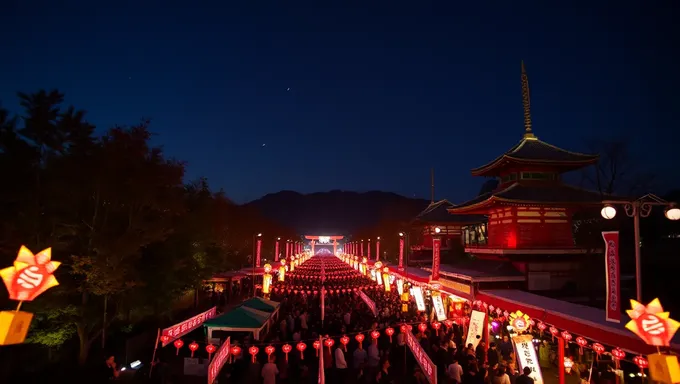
[0,246,61,302]
[665,207,680,221]
[626,298,679,346]
[434,227,441,233]
[318,236,330,244]
[601,205,617,220]
[399,232,404,237]
[263,264,272,273]
[377,237,380,240]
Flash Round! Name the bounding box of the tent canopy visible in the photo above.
[204,306,270,330]
[241,297,280,313]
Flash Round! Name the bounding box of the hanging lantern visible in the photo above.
[537,322,547,334]
[173,339,184,355]
[355,333,365,348]
[549,326,559,341]
[611,347,625,369]
[282,344,292,361]
[340,335,350,352]
[324,338,335,351]
[313,340,321,357]
[188,342,199,357]
[495,308,502,315]
[296,342,307,359]
[385,327,395,343]
[634,355,649,373]
[370,330,380,343]
[561,331,572,342]
[592,343,605,358]
[432,321,441,336]
[160,335,170,345]
[564,357,574,373]
[230,345,241,363]
[265,345,275,357]
[418,323,428,334]
[206,344,216,360]
[575,336,588,354]
[249,346,259,363]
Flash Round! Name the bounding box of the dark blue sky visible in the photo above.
[1,1,678,203]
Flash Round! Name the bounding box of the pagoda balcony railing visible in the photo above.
[464,243,602,255]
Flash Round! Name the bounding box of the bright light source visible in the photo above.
[318,236,330,244]
[377,237,380,240]
[277,237,281,240]
[399,232,404,237]
[257,233,262,237]
[601,205,617,220]
[434,227,441,233]
[665,207,680,221]
[130,360,142,368]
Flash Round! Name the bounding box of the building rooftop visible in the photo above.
[414,199,486,224]
[422,259,525,282]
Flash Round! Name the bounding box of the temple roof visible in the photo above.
[471,137,599,177]
[414,199,486,224]
[448,182,626,214]
[423,259,525,282]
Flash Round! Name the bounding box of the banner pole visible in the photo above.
[149,328,160,377]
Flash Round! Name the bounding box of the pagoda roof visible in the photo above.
[448,182,626,214]
[413,199,486,224]
[471,137,599,177]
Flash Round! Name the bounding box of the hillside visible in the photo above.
[244,190,430,234]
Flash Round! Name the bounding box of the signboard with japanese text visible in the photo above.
[411,286,426,312]
[465,310,486,349]
[405,329,437,384]
[431,237,441,281]
[602,231,621,323]
[358,291,378,317]
[512,334,544,384]
[432,295,447,321]
[161,306,217,346]
[208,336,230,384]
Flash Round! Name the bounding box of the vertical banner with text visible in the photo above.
[602,231,621,323]
[208,336,230,384]
[398,237,405,270]
[431,236,441,281]
[465,310,486,349]
[512,334,544,384]
[405,330,437,384]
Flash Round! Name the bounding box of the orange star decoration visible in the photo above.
[625,298,680,347]
[0,246,61,302]
[509,310,531,333]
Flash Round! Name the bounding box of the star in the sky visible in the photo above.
[286,88,290,91]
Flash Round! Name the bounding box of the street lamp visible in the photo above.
[601,194,679,301]
[434,227,441,234]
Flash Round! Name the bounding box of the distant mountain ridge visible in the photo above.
[243,190,430,234]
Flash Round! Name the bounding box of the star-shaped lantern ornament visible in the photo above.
[625,298,679,347]
[508,310,531,333]
[1,246,61,302]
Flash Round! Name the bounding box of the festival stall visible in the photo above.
[204,297,280,341]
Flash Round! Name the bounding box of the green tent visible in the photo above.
[240,297,280,313]
[204,298,280,340]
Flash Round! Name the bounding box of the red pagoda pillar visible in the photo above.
[375,237,380,261]
[274,237,280,262]
[311,240,315,255]
[360,240,364,257]
[367,239,372,260]
[333,240,337,255]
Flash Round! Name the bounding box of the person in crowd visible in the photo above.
[100,355,119,381]
[376,356,393,384]
[487,342,500,368]
[499,336,513,361]
[447,357,463,384]
[261,355,279,384]
[493,366,511,384]
[516,367,535,384]
[335,343,348,382]
[476,341,486,363]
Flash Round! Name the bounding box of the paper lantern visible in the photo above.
[189,342,199,357]
[324,338,335,351]
[249,346,259,363]
[625,298,680,347]
[634,355,649,372]
[575,336,588,354]
[206,344,216,360]
[355,333,365,348]
[173,339,184,355]
[160,335,170,344]
[282,344,292,361]
[432,321,441,335]
[385,327,394,342]
[537,322,547,332]
[340,335,350,351]
[561,331,572,341]
[549,326,559,341]
[265,345,275,356]
[592,343,605,357]
[370,330,380,342]
[313,340,321,356]
[418,323,427,334]
[230,345,242,356]
[296,342,307,359]
[0,246,61,302]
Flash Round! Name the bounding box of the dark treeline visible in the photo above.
[0,90,292,374]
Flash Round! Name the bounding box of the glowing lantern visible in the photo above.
[561,331,572,342]
[188,342,199,357]
[564,357,574,373]
[575,336,588,354]
[611,347,625,368]
[355,333,365,348]
[418,323,427,334]
[296,342,307,359]
[385,327,395,342]
[0,246,61,302]
[496,308,502,315]
[324,338,335,351]
[282,344,292,361]
[634,355,649,372]
[249,346,259,363]
[230,345,242,356]
[265,345,275,357]
[279,259,286,282]
[625,298,679,347]
[173,339,184,355]
[371,330,380,343]
[549,326,559,340]
[509,311,531,333]
[537,322,547,333]
[206,344,216,360]
[160,335,170,344]
[340,335,350,352]
[313,340,321,356]
[592,343,605,357]
[432,321,441,336]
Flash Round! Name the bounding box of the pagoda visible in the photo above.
[447,63,614,290]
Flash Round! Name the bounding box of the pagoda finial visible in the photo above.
[521,61,536,139]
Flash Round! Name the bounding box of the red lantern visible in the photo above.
[385,327,395,343]
[313,340,321,356]
[418,323,427,334]
[634,355,649,372]
[265,345,275,357]
[400,324,408,333]
[296,342,307,359]
[549,326,558,341]
[282,344,292,361]
[160,335,170,344]
[206,344,216,360]
[537,322,547,333]
[188,342,199,357]
[340,335,350,352]
[231,345,242,356]
[173,339,184,355]
[432,322,441,336]
[592,343,605,358]
[249,346,259,363]
[611,348,625,360]
[561,331,572,342]
[575,336,587,354]
[370,330,380,343]
[324,338,335,351]
[355,333,365,348]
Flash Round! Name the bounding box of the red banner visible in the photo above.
[208,336,230,384]
[602,231,621,323]
[431,237,441,281]
[161,306,217,346]
[256,238,262,267]
[358,290,378,317]
[405,330,437,384]
[398,238,404,270]
[275,240,280,262]
[376,240,380,261]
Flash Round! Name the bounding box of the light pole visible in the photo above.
[253,233,262,297]
[601,194,679,302]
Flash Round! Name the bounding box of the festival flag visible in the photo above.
[318,336,325,384]
[321,286,325,322]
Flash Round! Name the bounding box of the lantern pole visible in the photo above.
[558,336,565,384]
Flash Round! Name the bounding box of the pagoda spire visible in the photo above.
[521,61,536,139]
[430,168,435,203]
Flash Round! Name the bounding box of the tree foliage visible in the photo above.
[0,90,288,369]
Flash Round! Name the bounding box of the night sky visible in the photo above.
[1,2,678,204]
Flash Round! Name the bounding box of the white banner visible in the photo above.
[465,310,486,349]
[432,295,447,321]
[208,336,230,384]
[512,334,544,384]
[411,286,426,312]
[358,290,378,317]
[405,330,437,384]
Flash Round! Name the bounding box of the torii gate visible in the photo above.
[304,235,344,255]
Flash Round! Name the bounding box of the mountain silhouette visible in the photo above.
[244,190,430,234]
